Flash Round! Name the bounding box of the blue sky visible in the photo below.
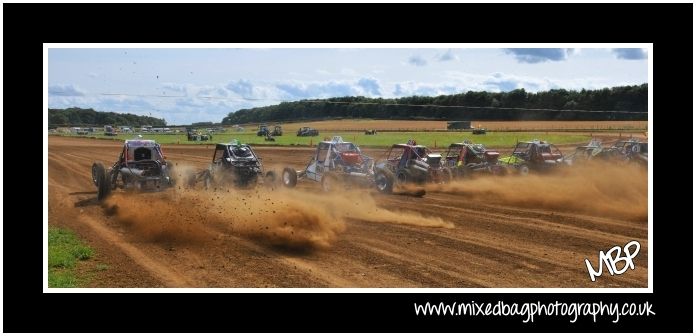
[48,47,648,125]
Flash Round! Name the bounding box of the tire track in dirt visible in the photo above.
[386,195,646,252]
[425,193,646,234]
[370,194,647,287]
[77,215,194,287]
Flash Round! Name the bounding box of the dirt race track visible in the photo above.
[48,136,648,288]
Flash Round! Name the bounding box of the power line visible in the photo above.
[197,96,267,101]
[49,91,266,101]
[100,92,268,101]
[101,93,188,98]
[301,100,648,114]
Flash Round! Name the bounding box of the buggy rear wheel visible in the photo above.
[442,167,453,184]
[264,171,277,187]
[321,173,339,192]
[187,173,197,188]
[396,169,412,185]
[168,162,177,186]
[238,175,258,188]
[457,165,472,179]
[203,172,213,190]
[518,164,529,176]
[494,165,508,176]
[282,168,297,188]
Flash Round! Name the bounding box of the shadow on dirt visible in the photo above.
[392,188,426,197]
[264,243,316,257]
[74,197,100,207]
[69,191,98,196]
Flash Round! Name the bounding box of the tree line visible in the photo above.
[48,107,166,127]
[222,84,648,124]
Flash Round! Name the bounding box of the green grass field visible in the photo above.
[48,227,94,288]
[60,131,590,149]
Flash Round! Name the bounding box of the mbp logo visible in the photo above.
[584,241,641,282]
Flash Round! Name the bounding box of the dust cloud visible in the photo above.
[103,179,454,249]
[426,161,648,221]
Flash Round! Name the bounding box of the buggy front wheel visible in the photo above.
[374,169,394,194]
[92,163,111,201]
[91,162,105,187]
[282,168,297,188]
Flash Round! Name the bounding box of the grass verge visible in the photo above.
[48,227,94,288]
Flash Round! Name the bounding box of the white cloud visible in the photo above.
[276,81,356,99]
[161,82,189,94]
[437,49,458,62]
[226,79,254,97]
[503,48,573,63]
[481,72,633,93]
[390,81,461,97]
[407,55,427,66]
[386,71,627,98]
[340,68,357,76]
[357,78,381,96]
[612,48,648,60]
[48,84,85,96]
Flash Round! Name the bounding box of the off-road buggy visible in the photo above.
[187,130,212,141]
[104,125,118,136]
[91,138,174,201]
[256,125,277,141]
[443,140,505,178]
[498,140,568,175]
[257,125,269,136]
[281,136,394,193]
[296,126,319,137]
[271,125,283,136]
[564,139,604,164]
[595,138,648,166]
[188,140,275,189]
[375,140,452,185]
[472,127,487,135]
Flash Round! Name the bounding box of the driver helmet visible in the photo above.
[233,146,251,157]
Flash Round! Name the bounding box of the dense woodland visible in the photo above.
[223,84,648,124]
[48,108,166,127]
